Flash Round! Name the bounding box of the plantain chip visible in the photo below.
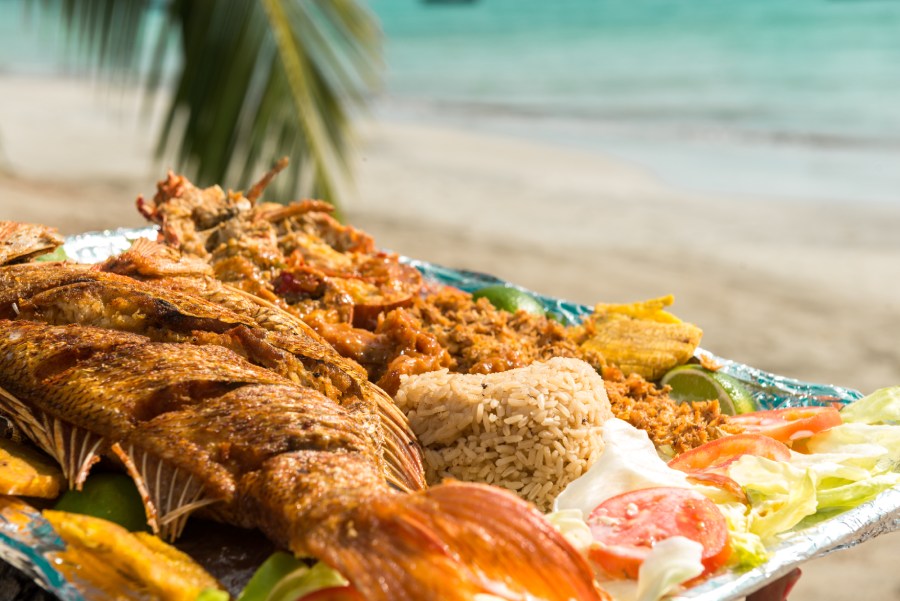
[594,294,684,323]
[0,438,63,498]
[579,295,703,381]
[43,510,223,601]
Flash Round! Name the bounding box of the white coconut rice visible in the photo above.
[394,357,613,511]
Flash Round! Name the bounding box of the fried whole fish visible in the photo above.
[0,223,606,601]
[0,244,424,497]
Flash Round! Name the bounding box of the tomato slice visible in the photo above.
[586,487,730,580]
[667,433,791,474]
[298,586,363,601]
[728,407,842,445]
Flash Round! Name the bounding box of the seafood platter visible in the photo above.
[0,167,898,601]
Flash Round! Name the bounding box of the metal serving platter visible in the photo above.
[1,227,897,601]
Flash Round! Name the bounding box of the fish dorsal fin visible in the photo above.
[0,385,102,489]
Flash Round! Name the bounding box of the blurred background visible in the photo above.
[1,1,899,599]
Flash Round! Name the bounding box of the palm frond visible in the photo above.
[27,0,382,208]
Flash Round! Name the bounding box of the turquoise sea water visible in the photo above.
[372,0,900,204]
[2,1,899,203]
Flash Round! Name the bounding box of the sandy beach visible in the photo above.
[1,74,900,600]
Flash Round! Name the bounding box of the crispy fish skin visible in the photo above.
[236,452,608,601]
[97,239,425,488]
[130,383,377,507]
[0,263,93,319]
[0,324,286,436]
[0,320,373,519]
[2,259,424,492]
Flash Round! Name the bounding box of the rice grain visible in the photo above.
[394,357,613,511]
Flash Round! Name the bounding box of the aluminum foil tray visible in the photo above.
[0,227,896,601]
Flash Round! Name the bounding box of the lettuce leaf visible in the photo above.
[789,442,900,511]
[806,423,900,468]
[715,502,769,570]
[266,562,348,601]
[635,537,704,601]
[840,387,900,425]
[727,413,900,544]
[593,538,705,601]
[545,508,594,553]
[815,473,900,510]
[238,558,347,601]
[728,456,818,541]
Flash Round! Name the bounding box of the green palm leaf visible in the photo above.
[27,0,382,208]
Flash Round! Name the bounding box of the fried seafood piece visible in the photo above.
[102,238,344,341]
[0,221,64,265]
[0,320,606,601]
[138,171,423,326]
[0,259,423,493]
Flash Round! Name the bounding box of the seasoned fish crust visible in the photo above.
[0,321,375,505]
[1,260,424,493]
[0,321,606,600]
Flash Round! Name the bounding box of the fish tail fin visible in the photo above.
[366,384,427,493]
[314,480,606,601]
